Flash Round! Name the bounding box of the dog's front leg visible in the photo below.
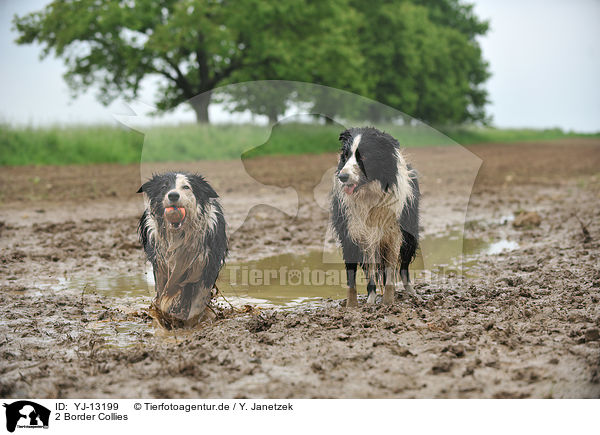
[345,263,358,308]
[400,266,422,302]
[383,267,395,305]
[400,268,416,297]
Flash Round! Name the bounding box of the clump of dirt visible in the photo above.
[246,314,276,333]
[513,211,542,228]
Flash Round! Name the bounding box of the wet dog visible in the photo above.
[331,127,420,307]
[137,172,227,327]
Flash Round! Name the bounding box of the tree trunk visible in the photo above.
[190,93,211,123]
[267,111,278,125]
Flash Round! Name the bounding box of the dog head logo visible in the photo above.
[117,81,481,298]
[3,401,50,433]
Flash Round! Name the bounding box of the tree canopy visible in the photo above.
[14,0,490,124]
[351,0,490,124]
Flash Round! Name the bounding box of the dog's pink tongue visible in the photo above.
[344,184,357,195]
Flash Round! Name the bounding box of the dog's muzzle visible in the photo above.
[164,206,187,230]
[338,173,358,195]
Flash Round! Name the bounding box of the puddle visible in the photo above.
[45,231,518,347]
[218,251,347,308]
[86,320,152,348]
[218,231,518,306]
[216,236,481,307]
[42,270,156,349]
[54,231,518,312]
[485,239,519,255]
[59,271,155,299]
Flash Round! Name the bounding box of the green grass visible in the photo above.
[439,126,600,145]
[1,123,598,166]
[0,124,143,166]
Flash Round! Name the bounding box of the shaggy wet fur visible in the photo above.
[331,127,420,306]
[138,172,227,328]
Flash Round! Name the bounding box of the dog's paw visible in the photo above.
[346,287,358,308]
[403,283,423,302]
[383,284,395,305]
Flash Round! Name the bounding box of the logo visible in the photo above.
[3,401,50,433]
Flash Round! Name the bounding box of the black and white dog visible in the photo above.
[331,127,420,307]
[137,172,228,328]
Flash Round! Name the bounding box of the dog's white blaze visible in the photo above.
[339,134,362,183]
[366,292,377,304]
[174,173,196,206]
[175,173,189,189]
[351,134,362,153]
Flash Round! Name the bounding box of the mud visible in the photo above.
[1,139,599,398]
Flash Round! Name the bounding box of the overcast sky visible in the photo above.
[0,0,598,131]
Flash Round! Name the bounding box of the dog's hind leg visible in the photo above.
[366,277,377,304]
[400,229,421,300]
[345,263,358,308]
[367,264,386,304]
[399,263,416,297]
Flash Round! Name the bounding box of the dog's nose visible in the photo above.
[338,173,349,183]
[168,191,180,202]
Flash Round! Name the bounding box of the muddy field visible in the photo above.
[1,139,599,398]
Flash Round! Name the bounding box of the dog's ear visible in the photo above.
[203,184,219,198]
[339,129,352,145]
[137,181,150,194]
[189,174,218,199]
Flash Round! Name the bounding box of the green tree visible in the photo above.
[350,0,490,124]
[217,82,294,125]
[217,1,367,123]
[13,0,364,123]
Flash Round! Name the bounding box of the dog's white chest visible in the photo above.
[344,191,404,265]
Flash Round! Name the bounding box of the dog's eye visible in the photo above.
[182,185,191,190]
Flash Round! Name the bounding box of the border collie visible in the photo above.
[331,127,420,307]
[137,172,228,328]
